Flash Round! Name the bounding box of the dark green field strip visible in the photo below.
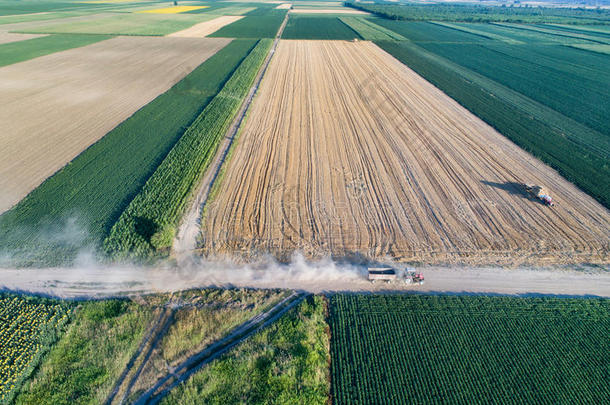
[104,39,272,259]
[330,295,610,405]
[0,39,256,267]
[494,22,610,44]
[377,40,610,207]
[417,41,610,137]
[209,12,286,38]
[282,15,361,40]
[540,23,610,40]
[0,34,111,67]
[546,24,610,39]
[371,19,487,43]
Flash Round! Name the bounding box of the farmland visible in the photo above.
[330,294,610,404]
[0,294,71,404]
[0,36,229,214]
[104,39,273,258]
[0,0,609,403]
[370,20,610,207]
[0,33,110,67]
[209,11,286,38]
[0,38,255,267]
[200,40,610,265]
[15,299,155,404]
[16,12,219,36]
[169,15,244,38]
[160,295,329,405]
[282,15,361,40]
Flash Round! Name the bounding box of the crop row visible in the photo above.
[338,17,405,41]
[345,2,610,24]
[373,22,610,207]
[0,294,71,404]
[0,39,256,267]
[104,39,273,258]
[330,295,610,404]
[0,34,110,67]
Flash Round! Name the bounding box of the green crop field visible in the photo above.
[17,13,217,36]
[0,34,111,67]
[338,17,405,41]
[209,12,286,38]
[346,2,610,24]
[330,294,610,404]
[373,20,610,207]
[282,15,361,40]
[0,39,256,267]
[16,299,154,405]
[0,294,71,404]
[104,39,272,259]
[161,296,330,404]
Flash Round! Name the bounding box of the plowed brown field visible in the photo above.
[0,36,230,213]
[200,40,610,265]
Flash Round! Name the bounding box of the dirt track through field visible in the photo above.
[168,16,243,37]
[0,36,230,213]
[200,40,610,265]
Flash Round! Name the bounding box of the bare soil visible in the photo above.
[200,40,610,266]
[167,16,244,38]
[0,36,230,213]
[0,32,46,44]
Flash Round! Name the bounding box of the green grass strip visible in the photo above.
[339,17,406,41]
[567,43,610,55]
[104,39,273,259]
[330,294,610,404]
[0,34,111,67]
[0,39,256,268]
[282,15,361,40]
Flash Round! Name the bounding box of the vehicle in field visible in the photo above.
[367,267,424,285]
[524,184,555,206]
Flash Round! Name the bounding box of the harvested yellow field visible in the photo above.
[275,3,292,9]
[0,32,47,45]
[138,5,208,14]
[0,36,230,213]
[168,16,244,37]
[201,40,610,265]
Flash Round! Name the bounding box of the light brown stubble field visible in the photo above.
[200,40,610,266]
[0,36,230,213]
[168,16,244,38]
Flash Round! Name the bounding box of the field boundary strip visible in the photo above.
[104,39,274,259]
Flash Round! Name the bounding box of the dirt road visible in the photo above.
[0,36,229,213]
[173,12,289,257]
[1,260,608,298]
[200,40,610,265]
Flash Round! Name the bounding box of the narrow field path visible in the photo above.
[132,292,307,405]
[105,307,175,405]
[173,12,289,258]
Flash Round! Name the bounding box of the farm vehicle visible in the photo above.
[368,267,424,285]
[524,184,555,206]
